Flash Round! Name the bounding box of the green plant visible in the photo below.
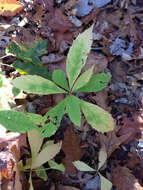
[19,129,64,190]
[73,147,112,190]
[0,25,114,137]
[6,39,51,79]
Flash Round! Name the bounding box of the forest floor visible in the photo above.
[0,0,143,190]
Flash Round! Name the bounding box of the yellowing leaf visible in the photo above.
[73,161,95,172]
[99,173,112,190]
[80,100,114,132]
[0,0,24,17]
[31,141,62,169]
[28,129,43,158]
[98,146,107,170]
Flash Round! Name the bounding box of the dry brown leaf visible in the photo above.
[32,5,45,21]
[47,9,74,49]
[118,111,143,143]
[62,125,82,174]
[90,88,111,112]
[111,166,143,190]
[83,52,108,74]
[99,131,131,156]
[0,0,24,17]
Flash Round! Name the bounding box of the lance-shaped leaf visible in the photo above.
[48,160,65,172]
[28,129,43,158]
[98,146,107,170]
[73,161,95,172]
[13,60,51,80]
[66,95,81,126]
[52,69,69,91]
[99,173,112,190]
[72,66,94,92]
[31,141,62,169]
[35,166,48,181]
[77,73,111,92]
[66,25,93,88]
[12,75,66,95]
[38,99,66,137]
[0,110,37,132]
[26,113,45,125]
[80,100,114,132]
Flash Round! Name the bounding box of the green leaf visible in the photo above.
[38,99,66,137]
[0,76,3,88]
[80,100,114,132]
[35,166,48,181]
[72,66,94,92]
[31,141,62,169]
[12,87,21,97]
[26,113,45,125]
[66,95,81,126]
[13,60,51,80]
[66,25,93,88]
[73,161,95,172]
[8,39,47,65]
[12,75,66,95]
[52,69,69,91]
[29,172,34,190]
[0,110,37,132]
[98,147,107,170]
[99,173,112,190]
[77,73,111,92]
[48,160,65,172]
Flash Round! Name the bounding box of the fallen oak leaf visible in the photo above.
[111,166,143,190]
[62,125,82,174]
[0,0,24,17]
[98,131,131,156]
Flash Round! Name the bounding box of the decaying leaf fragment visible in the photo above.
[62,125,82,174]
[112,166,143,190]
[0,0,24,17]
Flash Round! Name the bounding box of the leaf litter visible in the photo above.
[0,0,143,189]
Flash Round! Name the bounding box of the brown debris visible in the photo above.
[62,125,82,174]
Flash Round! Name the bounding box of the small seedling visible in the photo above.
[0,25,114,137]
[6,39,51,79]
[73,146,112,190]
[18,128,64,190]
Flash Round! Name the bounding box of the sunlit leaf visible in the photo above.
[52,69,69,91]
[77,73,111,92]
[80,100,114,132]
[99,173,112,190]
[66,95,81,126]
[35,166,48,181]
[29,172,34,190]
[98,147,107,170]
[73,161,95,172]
[0,110,37,132]
[66,25,93,88]
[28,129,43,158]
[48,160,65,172]
[31,141,62,169]
[72,66,94,92]
[13,75,66,95]
[39,99,66,137]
